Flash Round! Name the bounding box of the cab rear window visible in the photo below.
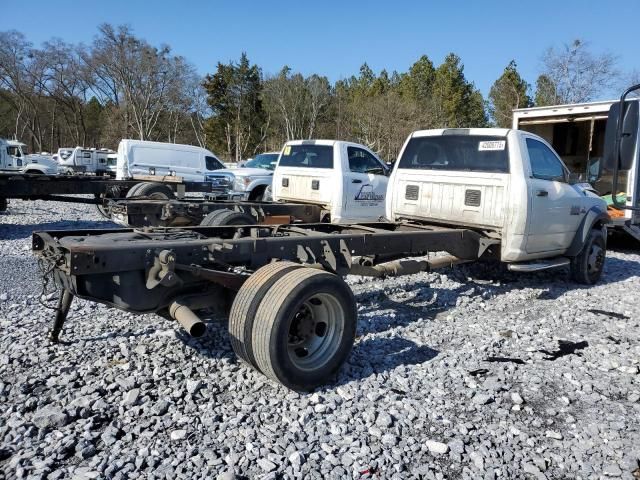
[278,144,333,169]
[398,135,509,173]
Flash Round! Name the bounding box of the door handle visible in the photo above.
[352,179,362,184]
[536,189,548,197]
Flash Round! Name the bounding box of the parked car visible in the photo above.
[205,151,281,201]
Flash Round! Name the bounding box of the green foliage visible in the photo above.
[534,74,560,106]
[431,54,487,128]
[399,55,435,102]
[203,53,265,161]
[488,60,531,128]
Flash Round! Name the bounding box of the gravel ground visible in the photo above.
[1,199,639,480]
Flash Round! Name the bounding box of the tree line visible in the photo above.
[0,27,621,162]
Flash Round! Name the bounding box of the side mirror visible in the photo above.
[603,99,639,171]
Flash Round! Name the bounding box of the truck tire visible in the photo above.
[252,268,357,391]
[0,197,7,212]
[570,228,606,285]
[200,209,256,226]
[248,186,267,201]
[229,261,303,370]
[125,183,145,198]
[199,209,231,226]
[134,182,175,200]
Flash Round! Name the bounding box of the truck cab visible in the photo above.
[513,100,640,242]
[0,139,57,175]
[272,140,389,223]
[387,128,608,268]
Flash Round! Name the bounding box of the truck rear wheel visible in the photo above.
[570,228,606,284]
[134,182,175,200]
[251,268,357,391]
[229,261,303,370]
[125,183,145,198]
[0,197,7,212]
[200,209,256,226]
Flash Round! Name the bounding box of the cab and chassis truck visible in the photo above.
[33,89,639,391]
[104,139,390,228]
[0,173,217,213]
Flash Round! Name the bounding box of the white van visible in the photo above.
[116,140,224,182]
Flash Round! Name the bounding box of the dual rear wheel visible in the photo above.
[229,263,356,391]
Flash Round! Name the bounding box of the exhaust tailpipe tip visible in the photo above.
[169,301,207,338]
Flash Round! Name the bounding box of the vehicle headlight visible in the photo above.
[233,176,253,191]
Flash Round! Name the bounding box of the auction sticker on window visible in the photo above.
[478,140,506,151]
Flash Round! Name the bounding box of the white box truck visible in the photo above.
[513,97,640,242]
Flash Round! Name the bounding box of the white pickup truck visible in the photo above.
[272,140,390,223]
[387,127,609,282]
[205,153,277,201]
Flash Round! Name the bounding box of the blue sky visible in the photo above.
[3,0,636,99]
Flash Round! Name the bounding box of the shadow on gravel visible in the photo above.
[335,337,439,388]
[539,340,589,360]
[0,219,119,240]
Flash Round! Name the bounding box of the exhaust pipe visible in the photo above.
[169,300,206,337]
[349,255,468,278]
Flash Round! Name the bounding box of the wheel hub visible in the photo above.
[286,293,344,370]
[587,245,604,274]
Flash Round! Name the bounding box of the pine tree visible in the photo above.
[203,53,265,160]
[488,60,531,128]
[431,53,487,127]
[400,55,435,102]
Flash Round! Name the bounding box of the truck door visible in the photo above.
[342,145,388,222]
[524,137,584,254]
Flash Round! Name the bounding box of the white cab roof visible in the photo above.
[411,128,510,138]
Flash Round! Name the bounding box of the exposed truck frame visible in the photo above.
[0,174,215,212]
[33,221,496,391]
[105,197,325,228]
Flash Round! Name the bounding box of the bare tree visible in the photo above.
[0,30,48,149]
[541,39,618,104]
[86,24,195,141]
[262,67,331,143]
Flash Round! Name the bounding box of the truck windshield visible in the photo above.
[245,153,278,170]
[398,135,509,173]
[278,145,333,169]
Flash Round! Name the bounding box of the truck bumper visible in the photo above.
[209,189,249,201]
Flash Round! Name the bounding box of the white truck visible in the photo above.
[57,147,115,175]
[513,98,640,242]
[272,140,390,223]
[203,152,281,201]
[101,141,390,227]
[0,139,58,175]
[387,127,608,279]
